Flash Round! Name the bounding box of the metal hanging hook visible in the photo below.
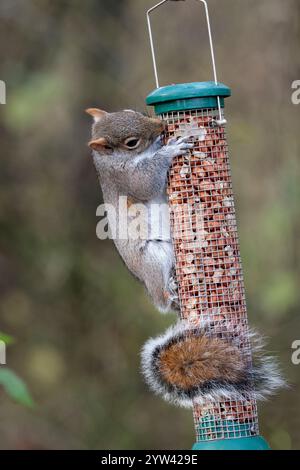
[146,0,226,125]
[146,0,169,90]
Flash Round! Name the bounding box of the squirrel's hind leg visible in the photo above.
[142,241,177,314]
[167,271,181,313]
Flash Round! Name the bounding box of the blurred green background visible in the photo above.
[0,0,299,450]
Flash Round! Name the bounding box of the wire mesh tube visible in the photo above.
[163,108,259,442]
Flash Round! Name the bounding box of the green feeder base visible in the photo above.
[192,436,270,451]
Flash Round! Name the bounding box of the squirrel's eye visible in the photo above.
[124,137,141,149]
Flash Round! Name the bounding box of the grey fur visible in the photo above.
[89,110,192,313]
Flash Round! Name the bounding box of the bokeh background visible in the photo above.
[0,0,299,449]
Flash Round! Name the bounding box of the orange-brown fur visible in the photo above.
[158,334,245,390]
[141,322,285,407]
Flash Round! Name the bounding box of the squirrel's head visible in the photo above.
[86,108,165,157]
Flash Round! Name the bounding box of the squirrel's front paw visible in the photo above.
[165,136,193,158]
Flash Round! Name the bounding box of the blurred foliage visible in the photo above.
[0,332,33,406]
[0,368,34,408]
[0,0,299,450]
[0,331,14,344]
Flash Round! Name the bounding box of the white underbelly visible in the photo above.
[145,194,171,241]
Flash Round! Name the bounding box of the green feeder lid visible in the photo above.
[146,81,231,114]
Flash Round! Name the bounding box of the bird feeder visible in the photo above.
[144,0,271,450]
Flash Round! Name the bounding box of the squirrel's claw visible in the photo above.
[167,135,193,145]
[163,136,193,158]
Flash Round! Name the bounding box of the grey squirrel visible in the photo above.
[86,108,193,313]
[86,108,286,405]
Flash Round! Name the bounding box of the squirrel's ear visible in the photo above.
[85,108,107,123]
[88,137,109,151]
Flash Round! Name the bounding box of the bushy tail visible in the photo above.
[141,320,286,408]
